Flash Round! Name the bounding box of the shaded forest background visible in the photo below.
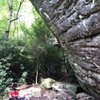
[0,0,76,98]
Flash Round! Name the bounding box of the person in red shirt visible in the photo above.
[9,84,19,100]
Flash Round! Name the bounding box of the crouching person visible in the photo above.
[8,86,19,100]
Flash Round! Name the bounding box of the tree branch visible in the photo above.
[16,0,24,17]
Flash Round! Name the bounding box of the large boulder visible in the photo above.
[30,0,100,99]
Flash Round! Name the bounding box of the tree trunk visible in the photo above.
[30,0,100,99]
[35,49,39,84]
[4,0,24,40]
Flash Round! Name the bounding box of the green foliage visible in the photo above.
[32,18,52,43]
[0,0,8,35]
[39,44,64,79]
[0,39,35,96]
[0,18,7,34]
[22,16,65,81]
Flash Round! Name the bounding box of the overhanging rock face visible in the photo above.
[30,0,100,99]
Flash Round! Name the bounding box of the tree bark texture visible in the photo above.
[30,0,100,99]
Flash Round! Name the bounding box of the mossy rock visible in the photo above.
[40,78,56,89]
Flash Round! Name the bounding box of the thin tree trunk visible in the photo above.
[35,49,39,84]
[4,0,13,40]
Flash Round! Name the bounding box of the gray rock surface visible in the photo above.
[42,89,76,100]
[77,92,95,100]
[52,82,78,92]
[30,0,100,99]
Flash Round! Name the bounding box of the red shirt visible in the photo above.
[9,90,19,97]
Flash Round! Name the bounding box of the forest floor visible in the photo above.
[5,78,95,100]
[9,81,95,100]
